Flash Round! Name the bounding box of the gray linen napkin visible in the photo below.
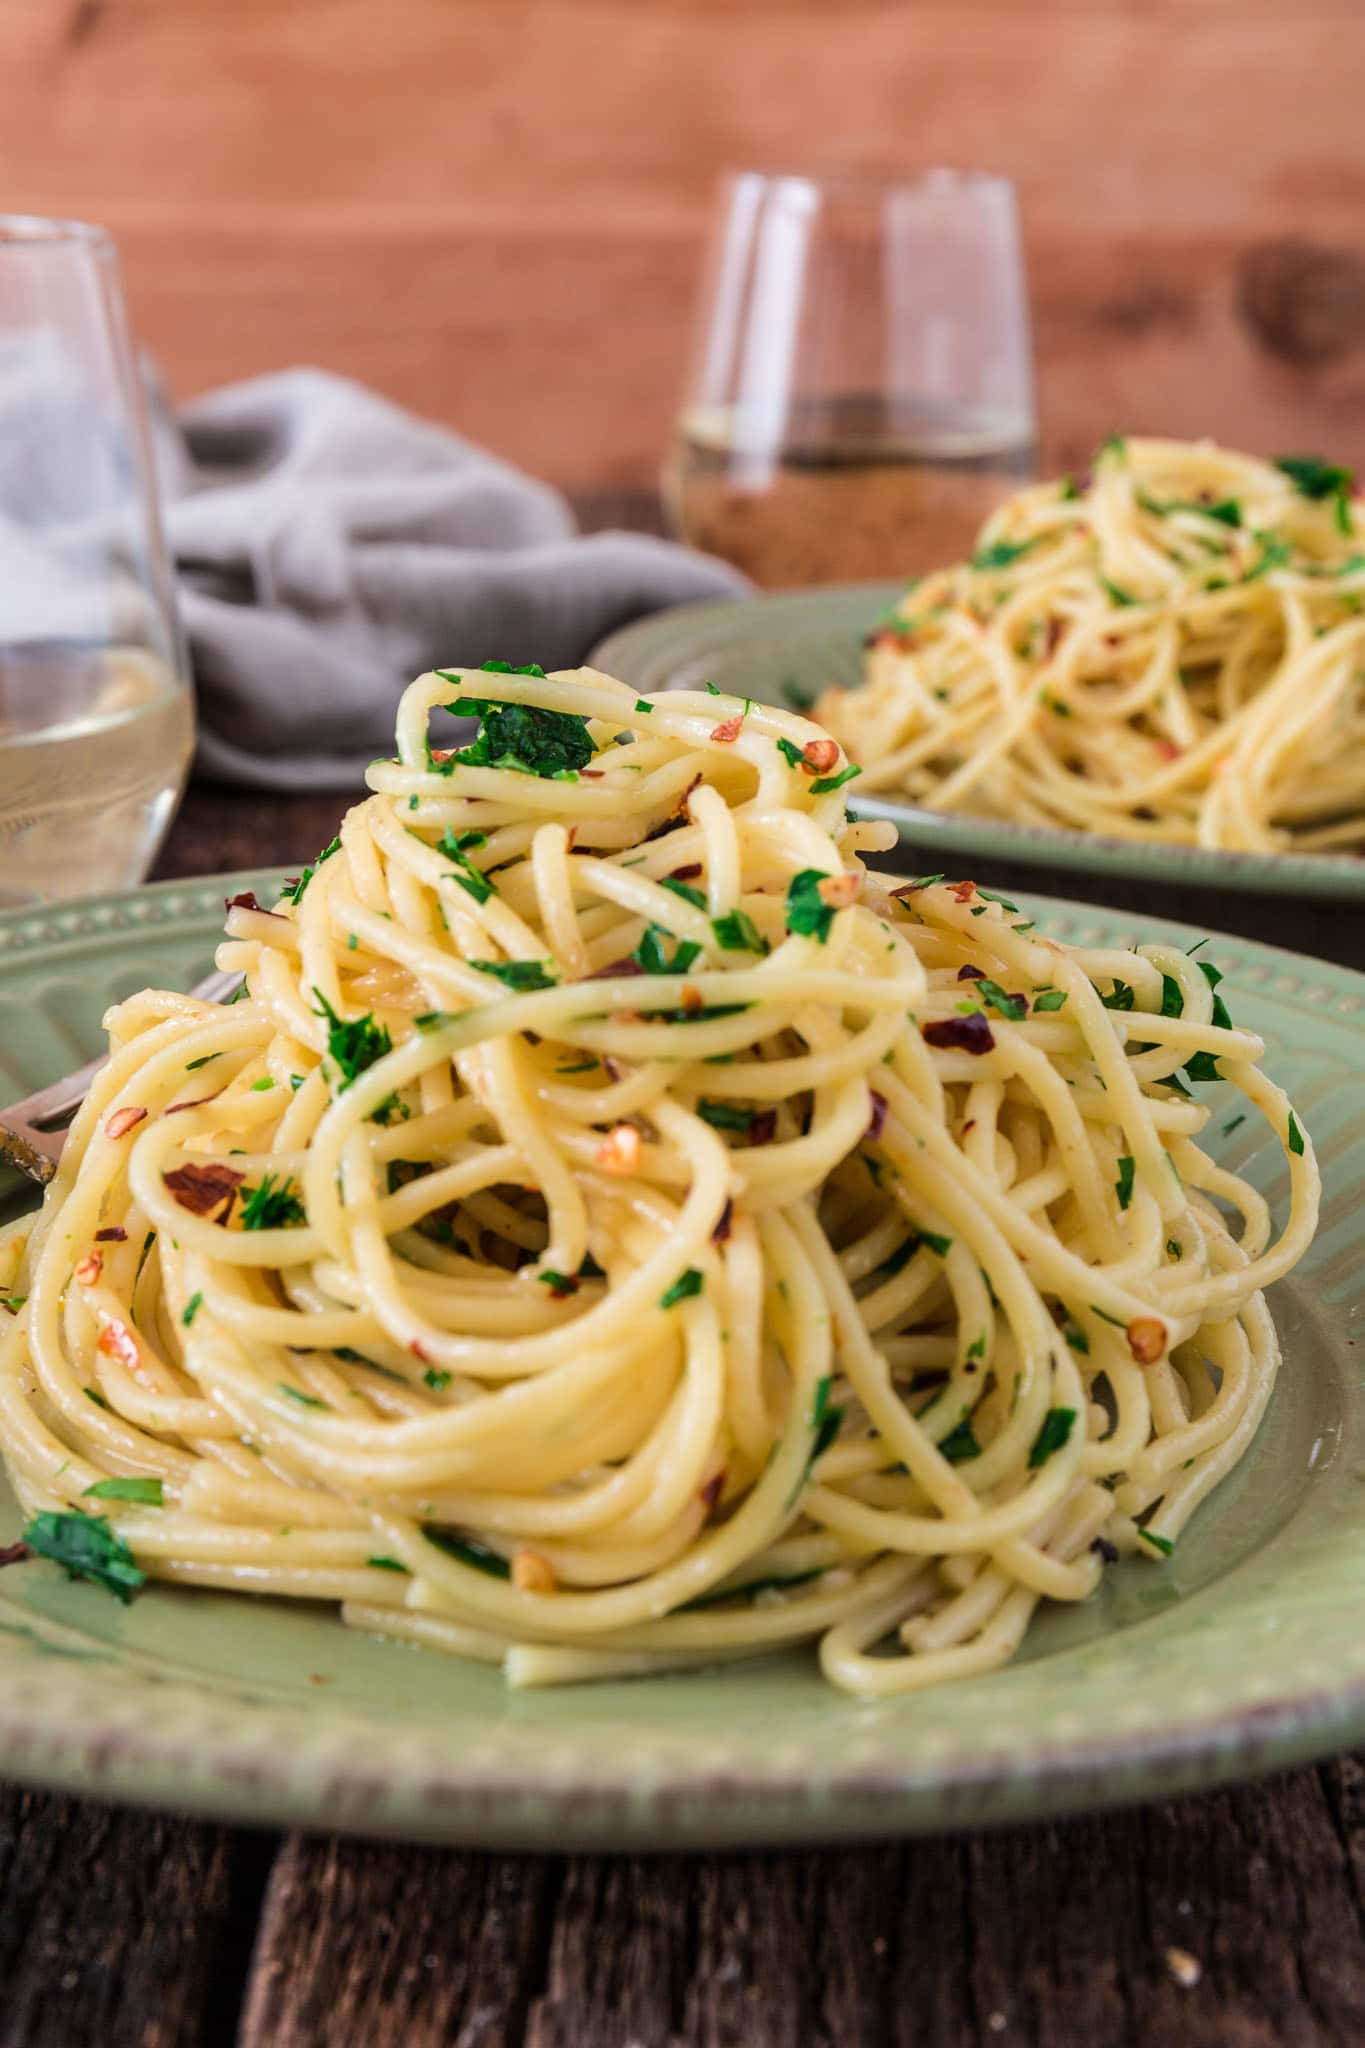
[154,370,748,788]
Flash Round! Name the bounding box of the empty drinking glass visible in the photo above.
[665,169,1037,587]
[0,216,193,908]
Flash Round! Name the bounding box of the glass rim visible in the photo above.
[717,165,1017,202]
[0,214,113,251]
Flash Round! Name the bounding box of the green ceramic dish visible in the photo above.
[0,871,1361,1851]
[591,586,1365,903]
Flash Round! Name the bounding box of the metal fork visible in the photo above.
[0,967,242,1186]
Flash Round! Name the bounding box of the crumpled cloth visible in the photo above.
[149,369,747,787]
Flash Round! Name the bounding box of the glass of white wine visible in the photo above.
[0,216,193,909]
[665,169,1037,588]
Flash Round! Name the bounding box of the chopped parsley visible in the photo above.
[279,835,342,906]
[1097,433,1128,462]
[967,1332,987,1361]
[436,827,494,903]
[367,1556,410,1573]
[23,1511,145,1601]
[84,1476,163,1506]
[659,877,707,911]
[1138,1528,1174,1557]
[976,978,1028,1022]
[1032,988,1068,1012]
[808,763,862,796]
[312,989,392,1089]
[1288,1111,1305,1157]
[971,538,1036,572]
[785,869,838,943]
[1276,455,1352,529]
[423,1367,452,1393]
[1100,979,1136,1012]
[631,927,702,975]
[1064,1325,1090,1355]
[1115,1156,1135,1210]
[696,1100,758,1133]
[920,1229,954,1258]
[1099,576,1136,607]
[470,959,558,992]
[240,1175,306,1231]
[185,1054,220,1072]
[421,1526,511,1577]
[1244,533,1292,582]
[776,738,806,770]
[1166,1239,1182,1259]
[634,699,653,714]
[711,908,769,956]
[438,685,595,779]
[278,1382,329,1410]
[939,1416,982,1463]
[808,1376,844,1463]
[1028,1407,1077,1468]
[181,1292,203,1327]
[659,1268,704,1309]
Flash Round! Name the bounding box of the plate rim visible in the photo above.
[0,868,1362,1849]
[590,585,1365,904]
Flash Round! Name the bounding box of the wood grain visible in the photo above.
[0,1784,271,2048]
[234,1764,1365,2048]
[1,1,1364,484]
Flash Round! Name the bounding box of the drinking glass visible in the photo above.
[0,216,193,909]
[665,169,1037,588]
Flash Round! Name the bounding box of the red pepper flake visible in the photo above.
[580,769,605,780]
[700,1471,725,1513]
[674,773,702,817]
[711,1198,734,1244]
[889,879,935,899]
[97,1319,141,1371]
[923,1013,996,1055]
[539,1270,580,1299]
[587,957,646,980]
[163,1088,227,1116]
[566,826,578,850]
[408,1338,432,1365]
[801,738,840,775]
[949,879,977,903]
[1153,738,1182,762]
[679,984,705,1013]
[816,874,860,911]
[669,863,703,880]
[73,1251,103,1287]
[225,891,262,913]
[428,748,455,765]
[1043,616,1066,657]
[0,1542,30,1568]
[95,1227,128,1244]
[596,1124,642,1176]
[748,1109,778,1147]
[1126,1317,1166,1365]
[710,715,744,744]
[865,1091,888,1142]
[162,1162,245,1221]
[104,1106,148,1140]
[957,964,986,982]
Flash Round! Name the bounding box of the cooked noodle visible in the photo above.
[0,665,1320,1694]
[819,436,1365,854]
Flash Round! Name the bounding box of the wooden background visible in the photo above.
[2,0,1365,489]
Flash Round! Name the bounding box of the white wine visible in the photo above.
[665,395,1037,588]
[0,647,194,908]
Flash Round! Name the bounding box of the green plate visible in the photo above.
[592,586,1365,902]
[0,872,1362,1850]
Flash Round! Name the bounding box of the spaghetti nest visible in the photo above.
[0,666,1319,1696]
[819,436,1365,855]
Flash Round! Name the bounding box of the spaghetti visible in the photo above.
[819,436,1365,854]
[0,665,1319,1695]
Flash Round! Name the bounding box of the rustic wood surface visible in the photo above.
[9,491,1365,2042]
[3,0,1365,487]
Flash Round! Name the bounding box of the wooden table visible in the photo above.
[6,510,1365,2045]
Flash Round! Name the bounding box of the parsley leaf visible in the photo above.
[1032,988,1068,1012]
[24,1511,144,1602]
[696,1100,757,1133]
[632,926,702,975]
[1100,576,1136,607]
[1139,1527,1174,1557]
[786,869,839,942]
[84,1476,163,1506]
[278,835,342,906]
[1100,979,1136,1012]
[776,738,807,769]
[1115,1156,1135,1210]
[312,990,392,1089]
[1028,1407,1076,1468]
[422,1526,511,1576]
[240,1175,306,1230]
[971,538,1036,572]
[939,1417,982,1463]
[976,978,1028,1022]
[1288,1111,1305,1157]
[471,959,558,992]
[442,695,595,778]
[436,826,494,903]
[660,877,707,911]
[659,1268,704,1309]
[808,763,862,796]
[711,909,769,955]
[1276,454,1352,503]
